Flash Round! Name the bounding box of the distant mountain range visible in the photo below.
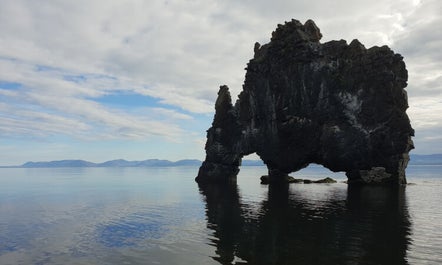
[16,159,202,168]
[1,154,440,168]
[1,159,265,168]
[408,154,442,165]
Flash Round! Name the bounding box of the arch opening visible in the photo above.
[289,164,346,182]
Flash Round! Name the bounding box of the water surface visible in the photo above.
[0,166,441,264]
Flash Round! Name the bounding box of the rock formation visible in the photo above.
[196,19,414,185]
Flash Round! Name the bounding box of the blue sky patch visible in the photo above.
[35,64,58,72]
[63,73,117,84]
[91,92,196,115]
[93,93,162,108]
[63,74,87,83]
[0,81,21,90]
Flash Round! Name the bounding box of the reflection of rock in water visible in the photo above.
[199,183,411,265]
[343,186,411,264]
[199,183,245,264]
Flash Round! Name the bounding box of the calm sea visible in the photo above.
[0,165,441,265]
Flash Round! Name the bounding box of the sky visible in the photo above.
[0,0,440,165]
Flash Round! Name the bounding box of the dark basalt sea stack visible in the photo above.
[196,19,414,185]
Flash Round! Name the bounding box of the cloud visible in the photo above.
[0,0,440,155]
[0,58,186,141]
[384,0,442,153]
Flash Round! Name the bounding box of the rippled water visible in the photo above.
[0,165,441,264]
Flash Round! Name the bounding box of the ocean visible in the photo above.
[0,165,441,264]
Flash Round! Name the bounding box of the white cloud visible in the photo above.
[0,0,440,156]
[387,0,442,153]
[149,108,193,121]
[408,97,442,129]
[0,58,187,141]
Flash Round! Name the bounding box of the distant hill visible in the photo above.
[8,159,263,168]
[22,160,96,168]
[2,154,440,168]
[16,159,190,168]
[409,154,442,165]
[241,160,265,166]
[98,159,175,167]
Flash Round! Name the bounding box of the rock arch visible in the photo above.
[196,19,414,185]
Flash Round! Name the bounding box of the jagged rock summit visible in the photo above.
[196,19,414,185]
